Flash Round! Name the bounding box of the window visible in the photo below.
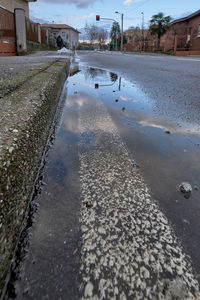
[198,24,200,37]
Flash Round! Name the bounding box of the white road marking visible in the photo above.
[78,98,200,299]
[176,58,200,62]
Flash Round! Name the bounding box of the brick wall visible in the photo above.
[161,14,200,52]
[14,0,29,17]
[0,7,16,56]
[0,0,29,17]
[26,17,38,43]
[0,0,13,11]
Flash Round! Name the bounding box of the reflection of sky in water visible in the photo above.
[66,64,200,142]
[67,65,152,114]
[44,62,200,235]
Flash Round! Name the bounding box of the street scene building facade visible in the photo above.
[0,1,80,56]
[1,0,200,298]
[161,9,200,55]
[124,9,200,55]
[125,27,155,52]
[41,24,80,49]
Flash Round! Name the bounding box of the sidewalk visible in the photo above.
[0,53,70,293]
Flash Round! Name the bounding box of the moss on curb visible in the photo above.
[0,58,70,293]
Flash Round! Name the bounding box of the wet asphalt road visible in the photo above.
[3,52,200,299]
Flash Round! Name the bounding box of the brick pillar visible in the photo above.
[14,8,27,54]
[46,28,49,45]
[174,35,177,56]
[37,24,41,44]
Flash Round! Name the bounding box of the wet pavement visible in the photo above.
[2,53,200,299]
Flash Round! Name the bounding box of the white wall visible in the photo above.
[51,28,79,49]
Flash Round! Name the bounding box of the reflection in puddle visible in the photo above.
[8,61,200,299]
[70,64,81,77]
[71,63,200,140]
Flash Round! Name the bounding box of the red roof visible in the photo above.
[41,23,80,33]
[171,10,200,25]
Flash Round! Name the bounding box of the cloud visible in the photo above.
[81,12,96,19]
[68,12,95,24]
[39,0,100,9]
[123,0,143,5]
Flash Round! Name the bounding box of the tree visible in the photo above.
[149,12,172,48]
[110,21,121,50]
[97,29,108,48]
[84,22,99,44]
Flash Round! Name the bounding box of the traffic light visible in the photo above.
[116,36,119,40]
[96,15,100,21]
[95,83,99,89]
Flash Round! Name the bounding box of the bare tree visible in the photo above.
[97,29,108,46]
[84,22,99,44]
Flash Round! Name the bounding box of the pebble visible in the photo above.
[8,147,14,153]
[84,282,94,297]
[179,182,192,194]
[98,227,106,235]
[86,201,93,208]
[132,162,140,168]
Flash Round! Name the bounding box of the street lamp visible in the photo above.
[141,12,144,51]
[115,11,124,53]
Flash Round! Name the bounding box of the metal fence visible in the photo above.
[25,17,38,43]
[41,27,47,44]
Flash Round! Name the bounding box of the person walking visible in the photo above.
[56,35,64,50]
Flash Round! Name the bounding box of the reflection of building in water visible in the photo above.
[110,72,118,82]
[82,67,122,91]
[70,64,81,77]
[84,67,107,81]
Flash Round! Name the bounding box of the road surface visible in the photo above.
[3,52,200,300]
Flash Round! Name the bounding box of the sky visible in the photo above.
[30,0,200,31]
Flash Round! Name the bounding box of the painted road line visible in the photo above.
[78,98,200,299]
[176,58,200,62]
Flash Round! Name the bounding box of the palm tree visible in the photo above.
[149,12,172,49]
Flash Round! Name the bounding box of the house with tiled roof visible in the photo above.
[160,10,200,55]
[42,24,80,49]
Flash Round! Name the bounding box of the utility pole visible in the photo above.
[115,12,124,53]
[141,12,144,51]
[121,13,124,52]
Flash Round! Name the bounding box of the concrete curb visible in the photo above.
[0,58,70,292]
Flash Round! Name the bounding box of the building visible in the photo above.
[161,10,200,54]
[125,27,155,52]
[42,24,80,49]
[0,0,36,17]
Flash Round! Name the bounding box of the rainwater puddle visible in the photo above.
[4,61,200,299]
[67,62,200,283]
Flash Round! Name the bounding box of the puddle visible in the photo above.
[4,61,200,299]
[68,62,200,281]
